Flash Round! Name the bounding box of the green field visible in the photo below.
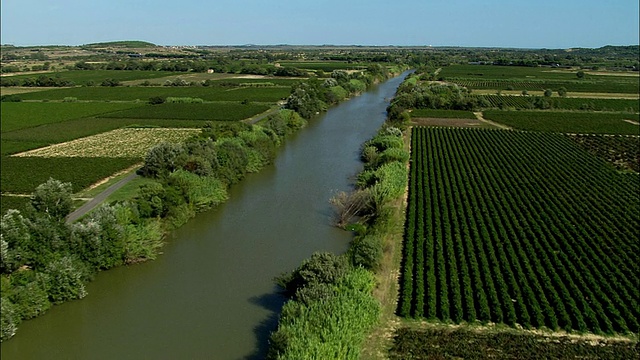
[441,65,639,93]
[410,109,476,119]
[0,157,140,194]
[212,78,300,86]
[4,70,184,85]
[17,86,291,102]
[390,326,637,360]
[1,118,210,155]
[399,127,639,334]
[0,102,144,132]
[483,110,640,134]
[479,95,639,112]
[0,195,30,214]
[102,102,269,121]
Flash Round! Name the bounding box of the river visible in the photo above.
[0,72,409,360]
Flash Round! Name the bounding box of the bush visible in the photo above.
[275,252,349,298]
[1,297,19,341]
[0,95,22,102]
[44,255,89,304]
[349,235,383,270]
[148,96,165,105]
[268,267,380,360]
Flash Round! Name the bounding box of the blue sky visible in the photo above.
[1,0,638,48]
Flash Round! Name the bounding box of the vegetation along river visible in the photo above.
[1,71,410,359]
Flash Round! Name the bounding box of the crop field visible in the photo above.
[454,80,639,93]
[398,127,639,334]
[101,103,269,121]
[17,86,291,102]
[389,326,638,360]
[568,134,640,173]
[483,110,640,134]
[3,70,184,85]
[0,102,145,132]
[1,156,140,194]
[410,109,476,119]
[479,95,639,112]
[0,195,30,214]
[14,128,200,158]
[441,65,639,93]
[1,118,209,156]
[213,78,300,86]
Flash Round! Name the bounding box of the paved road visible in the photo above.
[66,171,139,224]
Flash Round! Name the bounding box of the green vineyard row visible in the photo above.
[398,127,639,334]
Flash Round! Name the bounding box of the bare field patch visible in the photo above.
[411,117,494,128]
[0,87,64,95]
[13,128,200,158]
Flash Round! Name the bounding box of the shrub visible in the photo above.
[275,252,349,298]
[44,255,89,304]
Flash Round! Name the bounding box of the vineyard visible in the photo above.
[483,110,640,134]
[478,95,639,112]
[101,103,269,121]
[16,86,291,102]
[398,127,639,334]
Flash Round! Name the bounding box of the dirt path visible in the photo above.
[244,104,283,125]
[66,171,139,224]
[623,119,640,125]
[473,111,512,130]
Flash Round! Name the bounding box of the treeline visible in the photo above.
[386,71,489,124]
[267,124,409,358]
[285,65,391,118]
[0,111,307,341]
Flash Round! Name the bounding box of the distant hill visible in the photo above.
[81,41,156,49]
[568,45,639,58]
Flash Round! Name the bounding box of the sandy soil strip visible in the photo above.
[84,163,143,192]
[473,111,512,130]
[623,119,640,125]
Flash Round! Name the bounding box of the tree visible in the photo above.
[0,210,31,273]
[29,178,73,221]
[557,87,568,97]
[140,142,184,178]
[544,89,553,97]
[576,70,585,79]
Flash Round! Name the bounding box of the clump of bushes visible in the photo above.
[267,126,409,358]
[165,97,204,104]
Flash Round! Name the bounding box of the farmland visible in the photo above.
[15,86,291,102]
[440,65,639,94]
[478,95,639,112]
[399,127,639,334]
[14,128,200,158]
[409,109,476,119]
[389,326,638,360]
[0,157,140,194]
[101,103,270,121]
[0,102,145,132]
[0,68,294,212]
[2,70,184,86]
[482,110,640,134]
